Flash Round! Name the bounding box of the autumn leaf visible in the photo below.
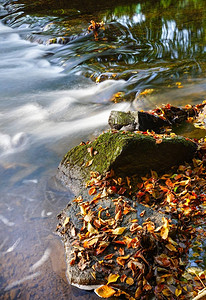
[83,237,99,248]
[88,187,97,195]
[140,210,146,217]
[95,285,116,298]
[160,226,169,240]
[87,222,98,234]
[107,274,120,284]
[104,253,114,260]
[126,277,134,285]
[116,255,130,266]
[63,217,70,227]
[111,227,126,235]
[85,159,93,167]
[140,89,154,96]
[166,243,177,252]
[175,288,182,297]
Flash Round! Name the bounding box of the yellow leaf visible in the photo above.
[63,217,70,227]
[107,274,120,284]
[95,285,116,298]
[140,89,154,96]
[126,277,134,285]
[111,227,126,235]
[193,252,200,257]
[175,288,182,297]
[160,227,169,240]
[162,288,171,296]
[166,243,177,252]
[87,222,98,234]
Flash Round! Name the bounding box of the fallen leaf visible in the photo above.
[85,159,93,167]
[107,274,120,284]
[83,237,99,248]
[95,285,116,298]
[140,210,146,217]
[175,288,182,297]
[111,227,126,235]
[126,277,134,285]
[87,222,98,234]
[63,217,70,227]
[116,255,130,266]
[166,243,177,252]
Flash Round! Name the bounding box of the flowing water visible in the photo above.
[0,0,205,299]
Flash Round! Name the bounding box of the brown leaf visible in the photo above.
[87,147,94,157]
[85,159,93,167]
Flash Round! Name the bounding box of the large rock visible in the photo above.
[57,131,197,194]
[56,195,176,296]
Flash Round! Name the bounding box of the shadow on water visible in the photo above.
[0,0,206,299]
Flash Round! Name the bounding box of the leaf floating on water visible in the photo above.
[140,89,154,96]
[95,285,116,298]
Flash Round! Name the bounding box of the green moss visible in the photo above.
[60,131,197,181]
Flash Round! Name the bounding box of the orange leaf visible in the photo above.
[88,187,97,195]
[95,285,116,298]
[83,237,99,248]
[126,277,134,285]
[116,255,130,266]
[140,210,146,217]
[104,253,114,260]
[120,274,127,282]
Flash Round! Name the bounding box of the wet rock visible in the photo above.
[56,195,174,295]
[57,131,197,195]
[108,110,170,132]
[138,111,171,132]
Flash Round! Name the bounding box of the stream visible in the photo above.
[0,0,205,299]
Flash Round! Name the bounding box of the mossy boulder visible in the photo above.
[57,131,197,194]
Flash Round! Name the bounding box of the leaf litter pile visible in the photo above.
[57,104,206,299]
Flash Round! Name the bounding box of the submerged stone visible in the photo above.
[57,131,197,194]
